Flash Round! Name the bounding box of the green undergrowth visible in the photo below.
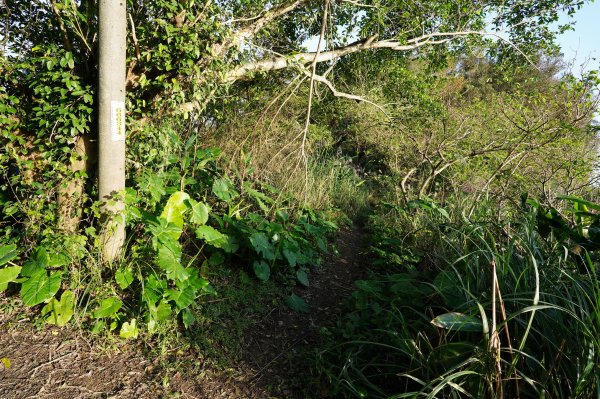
[0,145,338,342]
[318,195,600,398]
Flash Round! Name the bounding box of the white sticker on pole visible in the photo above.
[111,101,126,141]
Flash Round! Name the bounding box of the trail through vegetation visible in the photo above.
[0,227,366,399]
[1,0,599,397]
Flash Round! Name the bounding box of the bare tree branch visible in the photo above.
[237,0,310,41]
[301,0,330,199]
[49,0,73,52]
[302,69,391,118]
[227,30,537,81]
[211,0,310,58]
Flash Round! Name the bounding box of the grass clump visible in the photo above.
[318,195,600,398]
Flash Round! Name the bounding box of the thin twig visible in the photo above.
[301,0,329,202]
[29,351,76,378]
[128,13,141,60]
[490,259,503,399]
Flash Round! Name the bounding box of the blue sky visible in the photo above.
[555,1,600,74]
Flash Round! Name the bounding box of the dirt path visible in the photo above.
[238,227,365,397]
[0,227,365,399]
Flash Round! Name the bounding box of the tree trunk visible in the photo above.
[57,135,96,233]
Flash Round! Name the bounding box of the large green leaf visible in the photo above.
[21,259,45,278]
[31,247,49,267]
[142,275,168,306]
[186,198,210,225]
[160,191,190,230]
[20,269,62,307]
[558,195,600,212]
[41,290,75,326]
[285,294,309,313]
[0,266,21,291]
[154,299,172,321]
[183,268,212,292]
[195,225,225,243]
[21,247,70,277]
[253,260,271,282]
[296,269,309,287]
[93,297,123,319]
[283,247,299,268]
[148,218,182,248]
[0,244,18,266]
[21,248,49,277]
[195,225,238,252]
[115,267,134,289]
[249,232,276,260]
[166,285,196,310]
[157,244,189,282]
[181,308,196,329]
[212,178,238,202]
[431,312,483,332]
[120,319,139,339]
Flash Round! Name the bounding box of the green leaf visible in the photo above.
[195,225,225,243]
[142,275,168,306]
[184,268,211,291]
[31,247,49,267]
[115,267,134,289]
[558,195,600,212]
[155,228,182,255]
[41,290,75,326]
[249,232,276,260]
[195,225,238,252]
[434,270,464,309]
[1,357,10,369]
[182,308,195,329]
[47,251,70,267]
[208,252,225,266]
[93,297,123,319]
[253,260,270,282]
[21,259,44,278]
[186,199,210,225]
[166,285,196,310]
[0,266,21,291]
[154,299,172,321]
[157,244,189,282]
[147,218,179,244]
[120,319,139,339]
[282,246,299,267]
[160,191,190,230]
[21,270,62,307]
[285,294,309,313]
[212,178,238,202]
[431,312,483,332]
[296,269,309,287]
[0,244,18,266]
[91,319,106,334]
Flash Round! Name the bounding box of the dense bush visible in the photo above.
[0,138,337,336]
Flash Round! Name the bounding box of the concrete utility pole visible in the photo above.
[98,0,126,261]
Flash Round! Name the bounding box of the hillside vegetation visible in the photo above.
[1,0,599,397]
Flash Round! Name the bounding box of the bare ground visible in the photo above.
[0,227,365,399]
